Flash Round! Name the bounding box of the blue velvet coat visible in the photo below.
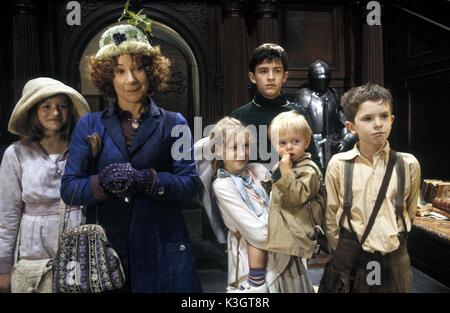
[61,100,202,292]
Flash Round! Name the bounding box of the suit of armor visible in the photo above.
[296,60,356,171]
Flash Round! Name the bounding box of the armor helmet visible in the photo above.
[308,59,331,95]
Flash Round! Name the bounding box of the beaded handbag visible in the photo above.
[52,200,125,293]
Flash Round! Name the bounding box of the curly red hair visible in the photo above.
[87,48,170,97]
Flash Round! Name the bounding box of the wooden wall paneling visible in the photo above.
[350,2,363,87]
[11,0,42,102]
[408,82,450,180]
[361,23,384,85]
[222,0,250,114]
[384,8,408,84]
[384,5,450,180]
[343,1,356,89]
[39,1,57,78]
[0,4,13,146]
[280,4,346,98]
[254,0,280,45]
[385,7,450,82]
[210,4,224,125]
[384,9,408,151]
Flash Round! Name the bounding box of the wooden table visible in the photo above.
[408,216,450,287]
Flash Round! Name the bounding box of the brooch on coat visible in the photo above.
[87,133,102,157]
[82,133,102,173]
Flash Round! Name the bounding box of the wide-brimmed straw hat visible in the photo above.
[8,77,90,137]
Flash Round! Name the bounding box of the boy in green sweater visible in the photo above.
[230,43,320,168]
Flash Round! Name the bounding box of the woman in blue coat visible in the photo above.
[60,23,202,292]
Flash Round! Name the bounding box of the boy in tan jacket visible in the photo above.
[267,110,326,261]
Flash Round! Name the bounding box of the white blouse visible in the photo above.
[0,141,82,273]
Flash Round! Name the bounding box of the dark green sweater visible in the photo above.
[230,91,321,167]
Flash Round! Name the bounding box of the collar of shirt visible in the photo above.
[102,97,158,119]
[336,141,390,166]
[20,139,68,160]
[292,152,312,166]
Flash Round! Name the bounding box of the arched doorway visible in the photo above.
[79,21,199,127]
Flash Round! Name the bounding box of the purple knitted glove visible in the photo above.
[98,163,153,198]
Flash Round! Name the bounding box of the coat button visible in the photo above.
[179,244,186,251]
[157,187,165,195]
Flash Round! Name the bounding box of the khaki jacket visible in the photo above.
[267,153,325,258]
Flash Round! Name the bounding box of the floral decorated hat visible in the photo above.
[95,24,157,59]
[94,1,157,59]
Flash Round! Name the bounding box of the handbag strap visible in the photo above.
[57,182,79,245]
[57,199,68,245]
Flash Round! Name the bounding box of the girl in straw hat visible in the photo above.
[60,21,202,292]
[0,77,90,293]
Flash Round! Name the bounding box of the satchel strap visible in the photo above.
[360,149,397,246]
[339,159,356,234]
[307,201,325,255]
[339,149,398,246]
[395,154,408,234]
[296,162,326,253]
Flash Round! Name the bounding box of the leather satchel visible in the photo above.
[52,200,125,293]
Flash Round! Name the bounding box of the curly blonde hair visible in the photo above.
[87,48,171,97]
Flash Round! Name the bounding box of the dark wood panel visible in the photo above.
[384,2,450,183]
[280,5,349,94]
[409,84,450,180]
[409,226,450,287]
[384,5,450,80]
[284,9,334,68]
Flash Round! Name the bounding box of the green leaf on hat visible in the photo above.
[118,0,153,35]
